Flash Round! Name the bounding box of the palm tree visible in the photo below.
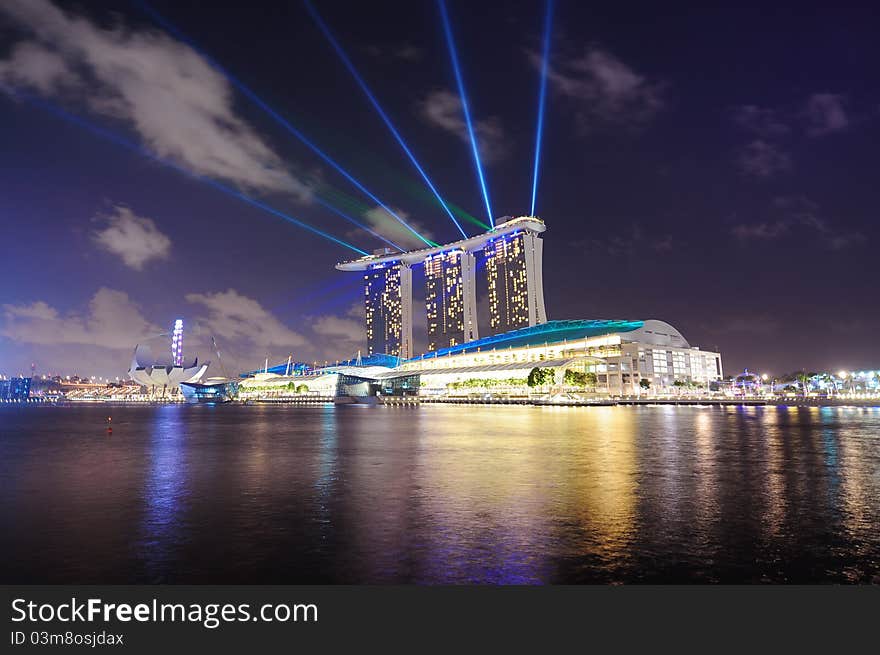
[796,371,813,395]
[819,373,835,396]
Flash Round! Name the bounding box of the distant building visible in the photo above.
[0,377,31,401]
[128,319,207,392]
[238,367,418,400]
[128,343,207,390]
[400,319,722,396]
[246,319,722,398]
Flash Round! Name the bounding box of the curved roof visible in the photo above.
[623,320,691,349]
[129,343,207,387]
[393,356,604,377]
[129,362,208,388]
[409,319,645,360]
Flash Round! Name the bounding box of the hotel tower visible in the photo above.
[337,216,546,358]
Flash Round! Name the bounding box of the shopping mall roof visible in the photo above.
[390,357,604,378]
[408,319,645,361]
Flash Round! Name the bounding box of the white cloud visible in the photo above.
[804,93,848,136]
[1,288,161,349]
[0,0,312,201]
[737,140,792,178]
[185,289,307,356]
[574,224,675,257]
[92,205,171,270]
[731,196,865,249]
[0,287,374,376]
[311,315,363,345]
[730,221,790,240]
[393,44,423,62]
[0,41,76,94]
[279,310,365,365]
[533,46,664,130]
[732,105,790,137]
[419,89,509,162]
[361,206,435,250]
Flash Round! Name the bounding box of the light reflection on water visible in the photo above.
[1,404,878,583]
[138,406,190,581]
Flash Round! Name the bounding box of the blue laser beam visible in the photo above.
[437,0,494,228]
[132,0,429,248]
[303,0,468,240]
[8,90,368,256]
[530,0,554,217]
[315,198,404,251]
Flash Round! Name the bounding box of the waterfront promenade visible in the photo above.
[11,394,879,408]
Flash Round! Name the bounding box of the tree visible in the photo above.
[564,369,599,389]
[796,372,813,394]
[527,367,555,388]
[639,378,651,390]
[447,378,528,391]
[296,384,309,394]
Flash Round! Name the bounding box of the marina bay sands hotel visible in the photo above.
[336,216,547,358]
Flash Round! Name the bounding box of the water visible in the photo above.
[1,403,878,584]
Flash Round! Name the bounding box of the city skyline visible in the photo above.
[1,0,879,378]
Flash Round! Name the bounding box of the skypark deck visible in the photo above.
[335,215,545,270]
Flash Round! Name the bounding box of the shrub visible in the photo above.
[527,367,556,387]
[563,369,598,388]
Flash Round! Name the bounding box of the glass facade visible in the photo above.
[364,262,412,357]
[483,231,545,335]
[377,373,420,397]
[336,373,420,397]
[179,381,238,403]
[340,217,546,357]
[485,233,529,334]
[425,250,470,352]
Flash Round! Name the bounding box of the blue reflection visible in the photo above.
[316,406,339,495]
[820,407,841,503]
[140,405,189,581]
[314,406,339,544]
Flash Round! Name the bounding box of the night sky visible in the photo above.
[1,0,877,378]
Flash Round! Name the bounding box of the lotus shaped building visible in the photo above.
[128,343,208,390]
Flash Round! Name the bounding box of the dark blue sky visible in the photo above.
[1,0,878,377]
